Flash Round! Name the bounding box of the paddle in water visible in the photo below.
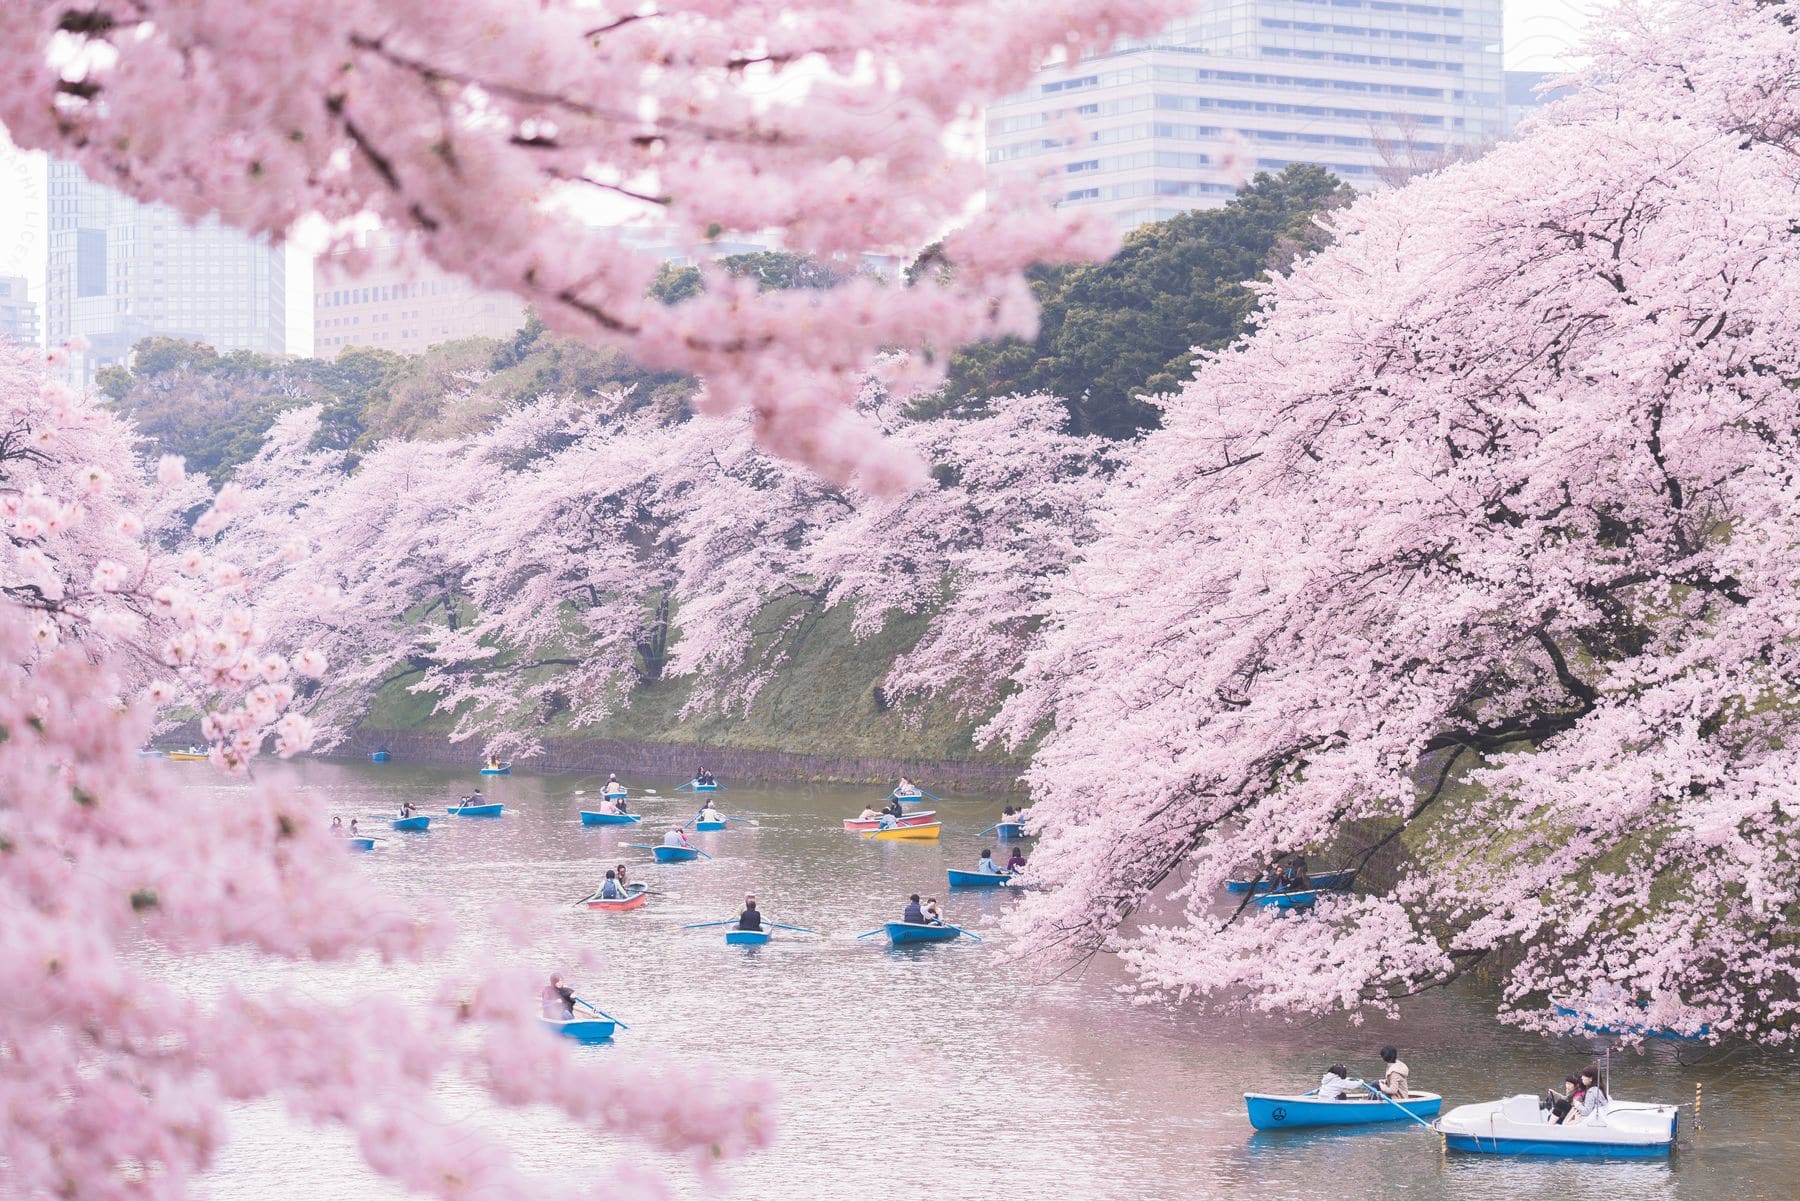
[1362,1084,1433,1130]
[570,996,630,1030]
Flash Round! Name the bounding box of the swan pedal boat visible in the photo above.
[860,821,943,841]
[843,810,936,832]
[946,868,1013,888]
[1434,1095,1678,1157]
[725,929,770,945]
[539,1016,616,1044]
[693,819,727,831]
[584,884,649,912]
[652,844,700,863]
[1244,1091,1441,1130]
[479,763,511,775]
[884,921,965,944]
[392,815,430,831]
[1227,868,1355,894]
[580,810,641,826]
[447,801,504,817]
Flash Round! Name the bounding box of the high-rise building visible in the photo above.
[45,162,284,385]
[0,276,39,346]
[313,232,527,358]
[1503,69,1570,133]
[986,0,1506,228]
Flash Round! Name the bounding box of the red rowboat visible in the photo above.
[842,810,936,832]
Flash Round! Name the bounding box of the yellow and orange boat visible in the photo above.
[166,750,209,762]
[860,821,943,841]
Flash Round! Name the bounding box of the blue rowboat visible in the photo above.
[539,1016,616,1045]
[347,836,376,851]
[1551,1003,1710,1041]
[1255,889,1323,910]
[995,822,1031,840]
[725,929,770,946]
[1227,868,1356,894]
[392,815,430,832]
[947,868,1013,888]
[691,781,719,792]
[652,845,700,863]
[369,751,391,763]
[885,921,963,945]
[1436,1096,1677,1156]
[479,764,511,775]
[136,748,165,758]
[448,802,504,817]
[580,811,642,826]
[1245,1091,1442,1130]
[693,819,727,831]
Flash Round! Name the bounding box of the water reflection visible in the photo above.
[175,760,1794,1201]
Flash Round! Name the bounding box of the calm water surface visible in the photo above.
[178,760,1793,1200]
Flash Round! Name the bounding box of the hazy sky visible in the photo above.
[0,0,1596,357]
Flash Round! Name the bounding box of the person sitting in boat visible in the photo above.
[903,894,926,924]
[923,897,945,925]
[1318,1063,1366,1101]
[615,864,632,890]
[597,869,626,901]
[349,819,360,837]
[1542,1073,1584,1123]
[541,973,577,1021]
[876,812,897,831]
[1277,855,1311,893]
[975,849,1003,875]
[884,797,905,821]
[399,801,414,818]
[330,816,343,832]
[858,804,881,822]
[895,777,920,798]
[1006,848,1028,874]
[698,769,716,786]
[486,756,502,770]
[468,789,486,805]
[1001,804,1021,828]
[698,803,724,823]
[663,827,691,849]
[1563,1065,1608,1125]
[1374,1044,1409,1098]
[738,895,763,932]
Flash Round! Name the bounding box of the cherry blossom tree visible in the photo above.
[2,344,772,1196]
[993,0,1800,1044]
[0,0,1191,487]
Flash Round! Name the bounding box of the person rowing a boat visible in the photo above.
[542,973,578,1020]
[975,848,1003,875]
[903,894,926,924]
[923,897,944,925]
[857,804,881,823]
[1318,1063,1367,1100]
[738,895,763,932]
[486,756,502,771]
[615,863,632,890]
[597,869,627,901]
[662,826,692,849]
[1277,854,1311,893]
[883,796,905,821]
[698,801,724,824]
[349,819,361,837]
[895,777,920,798]
[399,801,415,819]
[467,788,486,806]
[1373,1044,1409,1099]
[330,816,343,832]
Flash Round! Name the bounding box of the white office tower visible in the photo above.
[986,0,1505,228]
[45,161,284,385]
[0,276,39,346]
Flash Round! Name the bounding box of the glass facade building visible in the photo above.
[0,276,38,346]
[987,0,1506,227]
[45,162,284,384]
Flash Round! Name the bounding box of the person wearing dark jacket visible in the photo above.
[738,896,764,931]
[903,894,925,924]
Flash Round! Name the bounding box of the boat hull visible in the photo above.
[369,751,391,763]
[479,766,511,775]
[995,822,1031,841]
[539,1016,616,1044]
[1435,1096,1677,1157]
[167,752,208,762]
[585,890,648,912]
[447,803,504,817]
[392,815,430,831]
[947,868,1013,888]
[843,811,936,831]
[1255,889,1323,910]
[725,929,770,945]
[861,822,943,841]
[885,922,961,944]
[347,836,376,851]
[580,811,641,826]
[690,782,719,792]
[652,845,699,863]
[1244,1092,1442,1130]
[693,819,727,831]
[1227,869,1356,894]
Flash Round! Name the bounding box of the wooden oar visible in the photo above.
[1363,1084,1434,1129]
[570,996,630,1030]
[766,922,817,934]
[681,920,736,929]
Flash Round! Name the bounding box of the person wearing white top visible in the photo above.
[698,804,723,823]
[1318,1064,1366,1101]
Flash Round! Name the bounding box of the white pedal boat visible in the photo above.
[1434,1093,1677,1157]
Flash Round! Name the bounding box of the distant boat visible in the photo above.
[651,844,700,863]
[392,815,430,832]
[1244,1091,1442,1130]
[166,750,208,762]
[1435,1095,1677,1157]
[995,821,1032,841]
[347,836,377,852]
[580,811,642,826]
[860,821,943,841]
[946,868,1013,889]
[1254,889,1324,911]
[1226,869,1355,894]
[843,810,936,832]
[479,762,511,775]
[136,748,165,758]
[883,921,966,945]
[538,1016,616,1044]
[689,780,719,792]
[725,929,770,946]
[583,885,649,912]
[1550,1001,1710,1042]
[447,801,504,817]
[369,750,391,763]
[693,819,727,831]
